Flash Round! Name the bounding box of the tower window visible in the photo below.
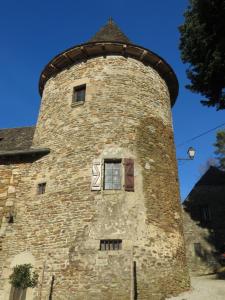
[37,182,46,195]
[104,160,121,190]
[73,84,86,103]
[100,239,122,251]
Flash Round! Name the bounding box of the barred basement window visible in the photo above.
[73,84,86,103]
[37,182,46,195]
[100,239,122,251]
[104,160,121,190]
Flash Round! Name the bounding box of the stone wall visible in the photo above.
[0,56,189,299]
[183,181,225,276]
[182,209,218,275]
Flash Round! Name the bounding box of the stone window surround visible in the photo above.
[104,159,122,190]
[70,78,90,108]
[37,182,47,195]
[72,84,86,104]
[92,156,135,193]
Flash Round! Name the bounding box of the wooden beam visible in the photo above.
[80,46,89,59]
[101,43,107,58]
[123,44,127,57]
[140,50,147,61]
[101,44,106,52]
[50,63,59,71]
[63,52,74,63]
[154,59,162,67]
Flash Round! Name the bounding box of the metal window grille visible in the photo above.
[37,182,46,195]
[104,160,121,190]
[73,85,86,102]
[100,239,122,251]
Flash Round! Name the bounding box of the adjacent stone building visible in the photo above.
[0,20,190,299]
[183,166,225,275]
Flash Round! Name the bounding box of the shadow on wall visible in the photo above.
[183,166,225,277]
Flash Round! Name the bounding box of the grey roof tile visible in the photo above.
[89,18,131,43]
[195,166,225,186]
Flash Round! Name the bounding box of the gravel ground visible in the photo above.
[167,275,225,300]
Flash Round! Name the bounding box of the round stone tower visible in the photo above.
[31,19,189,299]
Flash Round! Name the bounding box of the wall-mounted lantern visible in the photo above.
[187,147,196,160]
[177,147,196,161]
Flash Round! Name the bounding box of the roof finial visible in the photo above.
[108,17,113,25]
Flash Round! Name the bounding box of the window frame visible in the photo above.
[103,159,122,190]
[72,84,86,104]
[37,182,46,195]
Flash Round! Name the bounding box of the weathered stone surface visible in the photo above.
[0,55,189,299]
[183,167,225,275]
[182,209,218,275]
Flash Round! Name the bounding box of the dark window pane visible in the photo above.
[104,161,121,190]
[113,175,119,181]
[73,85,86,102]
[104,183,112,189]
[114,241,118,250]
[105,241,109,250]
[105,169,112,175]
[114,183,121,190]
[100,241,105,251]
[109,242,114,250]
[105,175,112,182]
[37,182,46,195]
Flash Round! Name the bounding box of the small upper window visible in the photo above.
[37,182,46,195]
[73,84,86,103]
[104,160,121,190]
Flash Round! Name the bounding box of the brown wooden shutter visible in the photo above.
[91,159,101,191]
[124,158,134,192]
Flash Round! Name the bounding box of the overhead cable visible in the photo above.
[177,122,225,148]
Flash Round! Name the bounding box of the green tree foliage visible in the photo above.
[214,130,225,169]
[179,0,225,109]
[9,264,38,289]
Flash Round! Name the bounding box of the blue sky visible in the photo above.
[0,0,224,200]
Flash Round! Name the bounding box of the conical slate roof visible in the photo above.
[39,19,179,106]
[89,18,131,43]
